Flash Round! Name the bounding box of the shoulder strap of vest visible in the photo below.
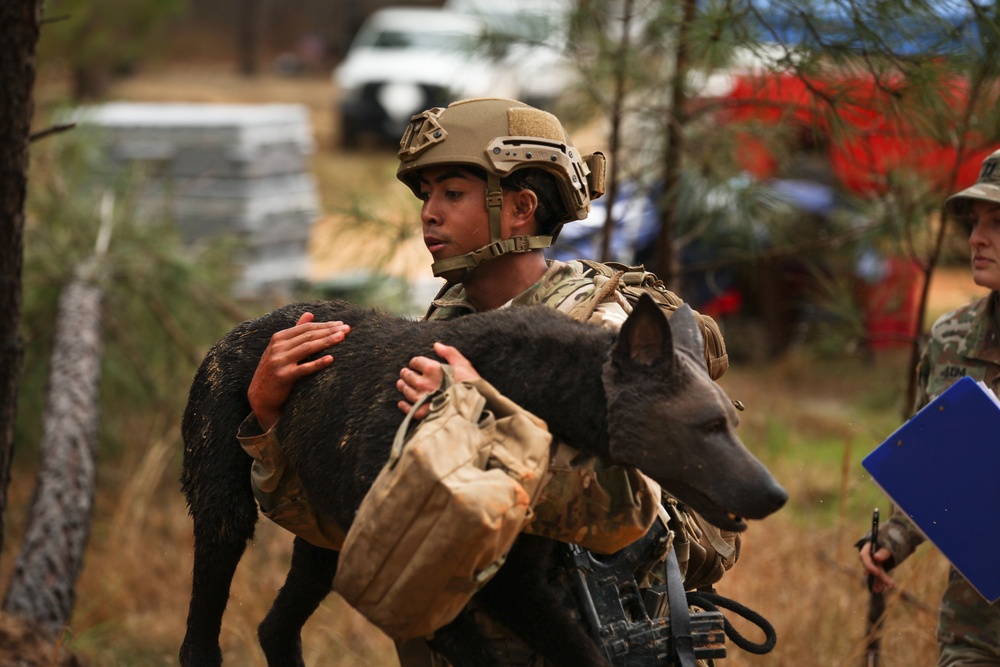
[566,268,624,324]
[573,259,729,380]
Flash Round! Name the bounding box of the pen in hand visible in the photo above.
[868,507,880,593]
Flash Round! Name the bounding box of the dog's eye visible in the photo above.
[705,418,727,434]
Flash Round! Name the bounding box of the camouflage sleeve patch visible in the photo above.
[918,295,995,404]
[927,297,985,358]
[881,508,926,566]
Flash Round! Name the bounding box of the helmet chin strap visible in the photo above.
[430,172,553,278]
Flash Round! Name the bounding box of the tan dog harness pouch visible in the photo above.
[334,366,552,640]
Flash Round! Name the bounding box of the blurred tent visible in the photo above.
[547,167,922,356]
[549,179,659,265]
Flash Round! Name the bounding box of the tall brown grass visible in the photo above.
[0,347,951,667]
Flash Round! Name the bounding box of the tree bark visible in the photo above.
[3,260,104,639]
[0,0,43,561]
[655,0,697,289]
[599,0,634,263]
[237,0,262,76]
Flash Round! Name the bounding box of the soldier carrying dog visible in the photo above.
[241,98,741,666]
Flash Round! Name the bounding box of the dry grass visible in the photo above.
[13,64,981,666]
[0,353,953,667]
[4,352,954,667]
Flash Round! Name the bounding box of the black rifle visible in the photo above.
[557,520,726,666]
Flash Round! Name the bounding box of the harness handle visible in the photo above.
[685,590,778,655]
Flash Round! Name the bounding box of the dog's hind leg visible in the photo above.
[180,389,262,664]
[179,482,259,667]
[476,536,611,667]
[258,537,338,667]
[426,609,503,667]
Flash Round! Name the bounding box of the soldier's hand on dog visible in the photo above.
[397,342,481,419]
[859,541,895,593]
[249,312,351,432]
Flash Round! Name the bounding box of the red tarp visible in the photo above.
[719,72,996,198]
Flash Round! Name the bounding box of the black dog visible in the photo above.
[179,295,787,666]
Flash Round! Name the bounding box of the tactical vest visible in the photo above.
[567,259,730,381]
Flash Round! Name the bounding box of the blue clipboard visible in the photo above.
[862,375,1000,603]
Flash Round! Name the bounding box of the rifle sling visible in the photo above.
[666,546,697,667]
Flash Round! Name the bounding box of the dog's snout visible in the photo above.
[768,483,789,511]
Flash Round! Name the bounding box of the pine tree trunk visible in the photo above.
[0,0,43,563]
[3,260,104,639]
[237,0,262,76]
[654,0,697,291]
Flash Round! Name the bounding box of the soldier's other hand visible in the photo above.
[859,540,895,593]
[397,342,480,418]
[248,312,350,432]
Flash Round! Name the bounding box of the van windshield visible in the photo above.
[358,29,477,52]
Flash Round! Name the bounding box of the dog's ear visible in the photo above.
[613,293,673,370]
[669,303,705,360]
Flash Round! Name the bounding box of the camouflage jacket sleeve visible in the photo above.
[855,506,925,567]
[856,346,935,565]
[873,342,941,565]
[237,413,286,499]
[237,413,346,550]
[879,508,926,566]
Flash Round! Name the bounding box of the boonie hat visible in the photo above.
[946,149,1000,216]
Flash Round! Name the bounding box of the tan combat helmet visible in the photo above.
[946,148,1000,216]
[397,97,606,278]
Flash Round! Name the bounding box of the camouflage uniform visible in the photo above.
[425,260,666,556]
[420,260,735,667]
[424,259,630,328]
[874,291,1000,664]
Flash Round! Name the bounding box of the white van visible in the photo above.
[333,6,519,147]
[443,0,576,111]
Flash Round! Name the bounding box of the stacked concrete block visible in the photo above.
[73,102,320,297]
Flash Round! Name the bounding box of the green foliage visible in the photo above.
[38,0,186,97]
[794,264,870,358]
[554,0,1000,365]
[17,128,251,459]
[562,0,1000,230]
[730,351,910,526]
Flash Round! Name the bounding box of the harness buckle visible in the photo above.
[486,189,503,209]
[486,241,508,258]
